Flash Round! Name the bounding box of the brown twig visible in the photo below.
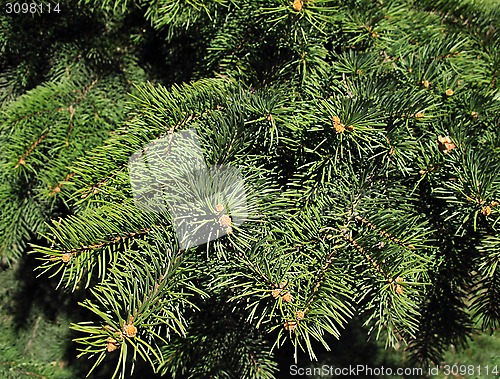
[354,215,415,250]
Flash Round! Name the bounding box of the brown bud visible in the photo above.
[293,0,303,11]
[284,320,297,331]
[395,284,404,295]
[281,292,293,303]
[437,135,456,153]
[106,337,118,352]
[332,116,345,133]
[61,253,72,263]
[334,123,345,133]
[123,323,137,338]
[219,214,232,228]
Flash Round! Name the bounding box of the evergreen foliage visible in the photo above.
[0,261,75,379]
[1,0,499,377]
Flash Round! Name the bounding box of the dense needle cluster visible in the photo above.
[0,0,499,378]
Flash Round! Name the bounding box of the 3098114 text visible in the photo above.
[5,3,60,14]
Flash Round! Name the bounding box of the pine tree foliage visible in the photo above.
[1,0,499,377]
[0,60,145,261]
[0,261,76,379]
[0,1,149,261]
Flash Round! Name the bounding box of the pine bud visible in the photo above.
[394,277,404,294]
[334,123,345,133]
[293,0,303,11]
[123,323,137,338]
[281,291,293,302]
[437,135,456,153]
[445,89,454,96]
[395,284,404,295]
[61,253,72,263]
[106,337,118,352]
[284,320,297,331]
[482,206,492,216]
[332,116,345,133]
[219,214,232,228]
